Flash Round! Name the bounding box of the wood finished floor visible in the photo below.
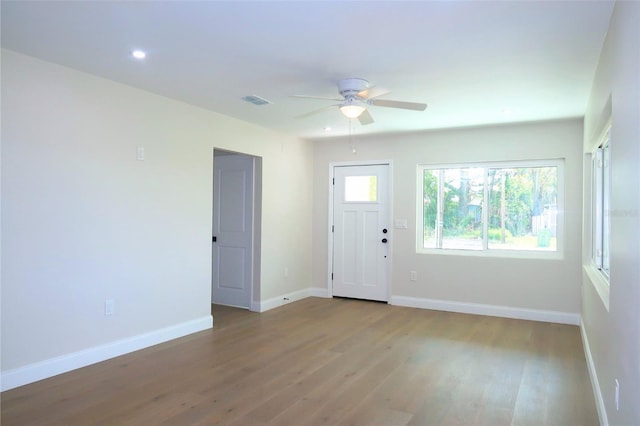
[1,298,598,426]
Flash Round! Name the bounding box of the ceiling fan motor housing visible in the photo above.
[338,78,369,98]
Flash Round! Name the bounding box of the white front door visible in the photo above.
[212,153,253,309]
[332,164,390,302]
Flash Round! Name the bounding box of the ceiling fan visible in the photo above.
[291,78,427,125]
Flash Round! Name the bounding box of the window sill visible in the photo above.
[417,247,563,260]
[583,264,610,311]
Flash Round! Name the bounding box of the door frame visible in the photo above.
[327,160,393,300]
[212,148,262,311]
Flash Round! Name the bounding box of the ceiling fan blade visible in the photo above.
[370,99,427,111]
[295,105,338,119]
[358,109,374,125]
[290,95,343,102]
[357,86,391,100]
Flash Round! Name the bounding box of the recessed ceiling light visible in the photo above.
[324,127,332,132]
[131,50,146,60]
[502,108,514,115]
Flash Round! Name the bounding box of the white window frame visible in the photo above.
[416,159,564,259]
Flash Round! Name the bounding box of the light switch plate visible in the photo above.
[394,219,408,229]
[105,299,115,316]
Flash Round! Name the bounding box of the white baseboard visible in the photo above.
[390,296,580,325]
[581,319,608,426]
[1,315,213,392]
[310,286,331,298]
[255,288,312,312]
[249,287,329,312]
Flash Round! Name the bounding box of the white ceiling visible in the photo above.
[1,1,614,140]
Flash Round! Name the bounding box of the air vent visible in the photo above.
[242,95,272,106]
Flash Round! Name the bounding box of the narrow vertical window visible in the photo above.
[593,128,610,278]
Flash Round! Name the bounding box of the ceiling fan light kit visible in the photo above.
[339,104,366,118]
[292,77,427,125]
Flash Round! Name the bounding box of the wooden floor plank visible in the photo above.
[1,298,598,426]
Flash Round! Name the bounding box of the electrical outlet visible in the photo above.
[410,271,417,281]
[105,299,115,316]
[615,379,620,411]
[284,267,289,278]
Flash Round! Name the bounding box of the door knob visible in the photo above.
[382,228,388,234]
[381,238,388,243]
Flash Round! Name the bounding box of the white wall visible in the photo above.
[581,1,640,424]
[0,50,313,388]
[313,119,583,319]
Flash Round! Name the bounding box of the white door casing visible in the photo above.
[331,163,391,302]
[212,153,253,308]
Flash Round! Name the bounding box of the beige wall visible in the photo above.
[313,119,583,315]
[1,50,313,375]
[581,1,640,424]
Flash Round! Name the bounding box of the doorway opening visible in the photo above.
[211,149,262,311]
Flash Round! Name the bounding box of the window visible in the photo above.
[344,175,378,202]
[422,167,485,250]
[592,129,610,278]
[418,160,562,255]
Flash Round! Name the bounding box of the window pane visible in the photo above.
[602,144,610,274]
[344,176,377,202]
[592,135,610,278]
[593,149,604,269]
[441,168,484,250]
[422,169,439,248]
[488,166,558,251]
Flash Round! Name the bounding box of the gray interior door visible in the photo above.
[212,153,253,308]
